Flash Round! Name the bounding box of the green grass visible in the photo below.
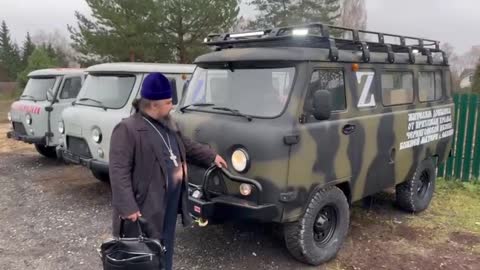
[408,178,480,235]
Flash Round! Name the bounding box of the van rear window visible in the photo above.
[381,72,414,106]
[419,71,443,102]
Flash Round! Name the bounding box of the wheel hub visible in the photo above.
[417,170,431,197]
[313,205,337,246]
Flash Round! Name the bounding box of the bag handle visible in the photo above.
[119,217,146,239]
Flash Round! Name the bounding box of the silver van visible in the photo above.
[7,68,85,158]
[58,62,195,181]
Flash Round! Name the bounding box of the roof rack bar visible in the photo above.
[423,48,433,64]
[359,42,370,62]
[385,44,395,63]
[328,39,339,61]
[322,25,331,38]
[203,22,446,65]
[407,47,416,64]
[442,51,449,65]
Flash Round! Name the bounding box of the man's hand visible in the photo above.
[214,155,228,168]
[123,211,142,222]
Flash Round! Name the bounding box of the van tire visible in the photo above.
[34,144,57,159]
[283,186,349,265]
[396,159,436,213]
[91,169,110,183]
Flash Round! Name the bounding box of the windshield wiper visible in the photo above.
[20,95,37,102]
[212,107,252,121]
[179,103,215,113]
[76,98,107,110]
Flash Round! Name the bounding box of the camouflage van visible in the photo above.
[57,63,194,182]
[6,68,84,158]
[175,23,454,265]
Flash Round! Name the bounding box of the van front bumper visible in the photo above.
[59,149,109,174]
[6,131,46,145]
[188,166,278,222]
[189,195,277,222]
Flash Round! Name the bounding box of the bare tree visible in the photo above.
[31,30,79,67]
[340,0,367,30]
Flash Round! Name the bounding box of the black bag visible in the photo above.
[101,218,166,270]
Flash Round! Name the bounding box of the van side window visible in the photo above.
[381,72,413,106]
[305,69,346,113]
[60,77,82,99]
[419,71,443,102]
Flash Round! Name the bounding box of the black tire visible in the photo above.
[283,186,350,265]
[396,158,436,213]
[34,144,57,159]
[91,169,110,183]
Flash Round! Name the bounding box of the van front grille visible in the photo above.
[12,122,27,135]
[67,136,92,159]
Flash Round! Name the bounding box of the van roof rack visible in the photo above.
[204,22,448,65]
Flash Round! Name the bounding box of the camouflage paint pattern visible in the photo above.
[175,47,454,223]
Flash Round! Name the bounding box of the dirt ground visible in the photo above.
[0,100,13,123]
[0,122,479,270]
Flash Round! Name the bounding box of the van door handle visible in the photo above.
[342,124,356,135]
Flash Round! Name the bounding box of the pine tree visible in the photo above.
[248,0,296,28]
[69,0,239,63]
[20,32,36,69]
[248,0,342,29]
[294,0,342,25]
[0,20,22,80]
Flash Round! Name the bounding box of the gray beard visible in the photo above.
[158,113,178,132]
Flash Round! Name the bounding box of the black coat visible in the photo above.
[109,113,216,239]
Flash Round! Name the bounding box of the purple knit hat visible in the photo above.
[141,72,172,100]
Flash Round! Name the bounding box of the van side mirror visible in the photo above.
[313,90,332,121]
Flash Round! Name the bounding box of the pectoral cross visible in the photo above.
[169,150,178,167]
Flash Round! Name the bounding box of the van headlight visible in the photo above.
[92,127,102,143]
[7,112,11,122]
[25,114,32,125]
[58,121,65,134]
[231,148,249,173]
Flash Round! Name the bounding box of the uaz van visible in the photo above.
[7,68,84,158]
[175,23,455,265]
[58,63,195,182]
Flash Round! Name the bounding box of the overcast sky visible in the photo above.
[1,0,479,54]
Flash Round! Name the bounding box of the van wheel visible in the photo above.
[91,169,110,183]
[283,186,349,265]
[396,159,436,213]
[34,144,57,159]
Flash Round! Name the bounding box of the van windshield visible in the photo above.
[21,77,58,101]
[76,74,136,109]
[182,66,295,117]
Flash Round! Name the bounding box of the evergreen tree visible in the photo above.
[21,32,36,68]
[293,0,342,25]
[248,0,342,29]
[69,0,239,63]
[248,0,297,28]
[0,21,22,80]
[161,0,239,63]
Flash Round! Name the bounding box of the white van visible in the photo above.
[6,68,85,158]
[58,62,195,181]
